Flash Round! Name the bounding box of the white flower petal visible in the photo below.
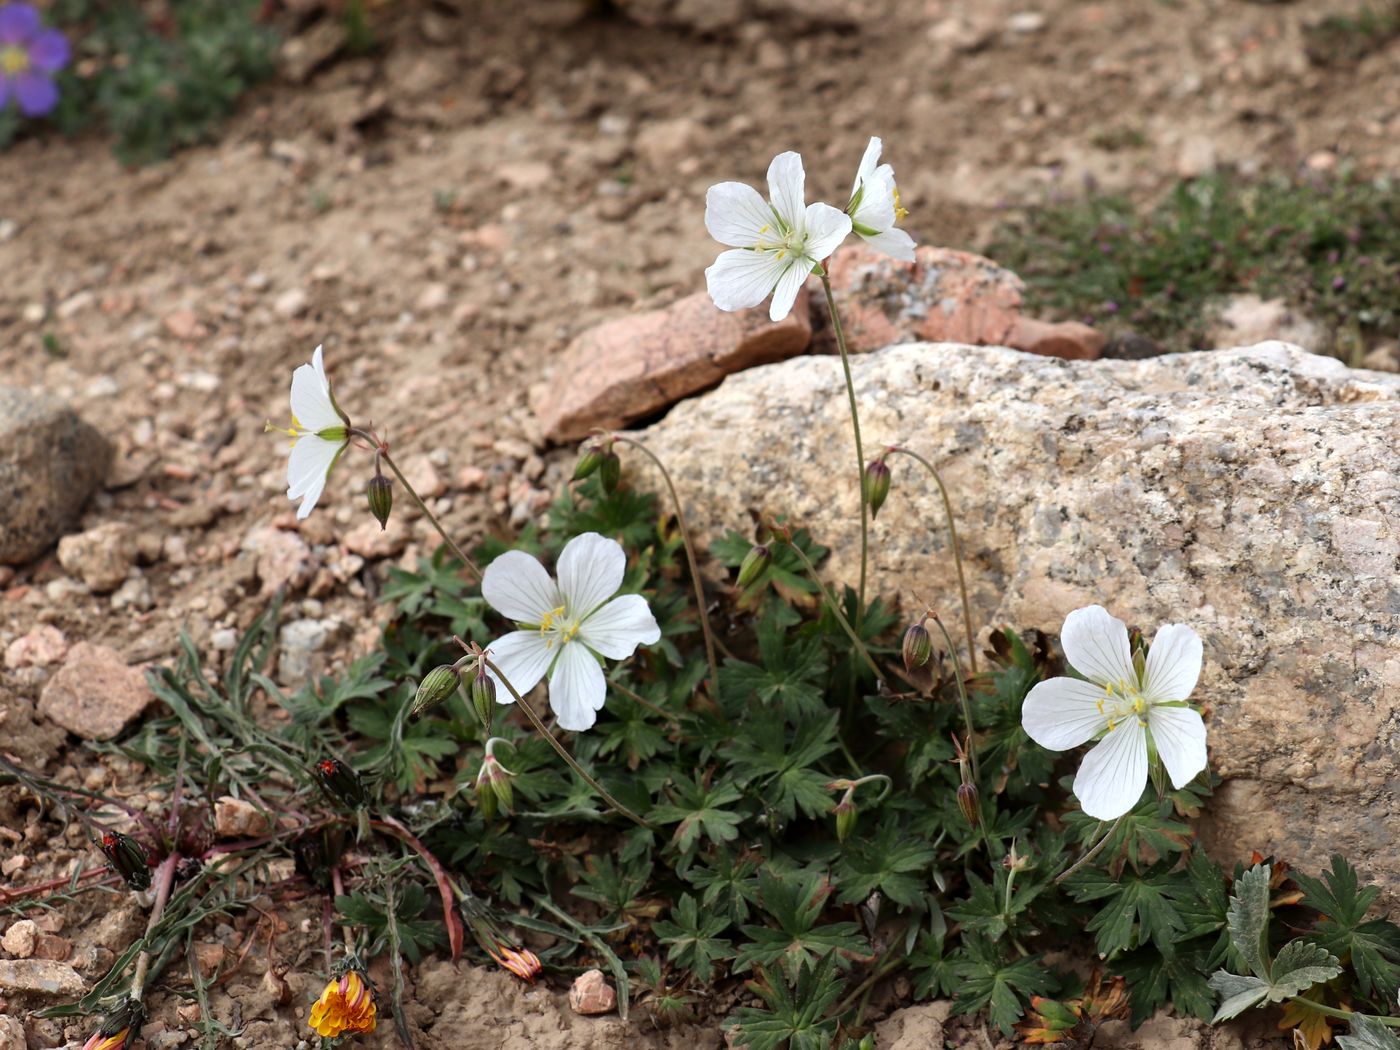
[802,202,853,263]
[766,151,806,234]
[768,259,808,322]
[547,642,607,732]
[483,630,554,701]
[289,345,342,432]
[286,434,342,518]
[1148,705,1208,789]
[579,594,661,659]
[1061,605,1136,687]
[851,136,882,196]
[706,180,777,248]
[1021,676,1112,751]
[1073,717,1148,820]
[1142,623,1203,703]
[482,550,561,624]
[706,249,788,313]
[859,225,916,262]
[852,170,897,232]
[557,532,626,617]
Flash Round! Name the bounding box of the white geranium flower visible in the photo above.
[704,151,853,322]
[1022,605,1207,821]
[266,344,351,520]
[481,532,661,733]
[846,137,916,262]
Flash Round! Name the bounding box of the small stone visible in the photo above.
[497,161,551,191]
[210,629,239,651]
[277,619,335,682]
[1209,294,1323,352]
[110,574,154,612]
[1007,10,1046,32]
[31,935,71,962]
[241,526,316,598]
[38,642,152,740]
[400,453,444,499]
[342,518,411,559]
[634,117,711,171]
[57,522,139,592]
[1,920,38,959]
[215,796,272,838]
[193,941,225,979]
[4,626,68,670]
[274,288,310,319]
[163,309,202,340]
[0,959,85,996]
[416,283,451,312]
[177,371,221,393]
[568,968,616,1015]
[0,1015,23,1050]
[0,387,112,565]
[533,289,813,442]
[1361,345,1399,373]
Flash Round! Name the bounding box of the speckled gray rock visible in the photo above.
[633,342,1400,885]
[0,386,112,565]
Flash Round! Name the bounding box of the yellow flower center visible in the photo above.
[538,605,581,648]
[751,218,804,262]
[0,47,29,76]
[1096,680,1149,733]
[892,185,908,222]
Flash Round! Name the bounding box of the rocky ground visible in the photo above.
[2,0,1398,1044]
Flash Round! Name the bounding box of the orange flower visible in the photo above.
[488,942,542,984]
[82,1027,131,1050]
[308,968,377,1038]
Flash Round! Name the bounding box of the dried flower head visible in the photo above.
[488,941,542,983]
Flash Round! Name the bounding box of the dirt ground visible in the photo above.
[2,0,1397,1044]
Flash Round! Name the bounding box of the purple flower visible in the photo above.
[0,3,69,118]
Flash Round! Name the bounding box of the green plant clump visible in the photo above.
[987,171,1400,358]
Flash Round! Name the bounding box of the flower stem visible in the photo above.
[610,434,720,705]
[784,539,883,681]
[1054,812,1128,886]
[887,447,978,675]
[483,657,654,831]
[352,431,481,578]
[130,851,179,1002]
[932,617,980,785]
[1301,1002,1400,1027]
[819,273,870,619]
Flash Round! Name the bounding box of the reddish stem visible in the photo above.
[371,816,464,960]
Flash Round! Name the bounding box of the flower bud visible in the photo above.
[312,756,367,809]
[956,782,980,828]
[902,622,932,673]
[573,443,606,481]
[736,544,772,589]
[863,458,891,519]
[833,798,858,843]
[476,752,514,819]
[366,472,393,530]
[411,664,461,718]
[98,830,151,891]
[598,448,622,493]
[470,665,496,732]
[83,998,144,1050]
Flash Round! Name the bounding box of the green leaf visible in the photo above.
[726,954,844,1050]
[653,895,735,983]
[1338,1015,1400,1050]
[650,775,745,858]
[834,821,936,910]
[1227,863,1274,979]
[735,869,869,979]
[950,935,1057,1035]
[1207,972,1269,1022]
[719,606,828,721]
[1295,855,1400,1000]
[724,710,840,822]
[1115,939,1218,1025]
[1270,939,1344,1000]
[1064,865,1185,957]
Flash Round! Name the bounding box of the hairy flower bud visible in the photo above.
[312,756,367,809]
[902,622,932,673]
[412,664,461,718]
[833,798,858,843]
[573,443,606,481]
[98,830,151,891]
[863,458,891,519]
[956,782,980,828]
[470,665,496,732]
[598,448,622,493]
[366,472,393,530]
[736,544,772,589]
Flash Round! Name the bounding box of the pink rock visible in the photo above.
[534,290,812,443]
[163,309,203,340]
[37,642,152,740]
[568,968,616,1015]
[4,625,68,670]
[342,518,410,559]
[214,797,272,839]
[240,526,316,598]
[824,244,1104,361]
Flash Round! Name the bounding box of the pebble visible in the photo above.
[110,575,154,612]
[568,968,616,1015]
[1,920,37,959]
[0,1015,22,1050]
[0,959,85,996]
[56,522,143,593]
[277,618,336,682]
[274,288,310,319]
[163,309,202,340]
[3,625,68,670]
[37,642,153,740]
[342,518,411,559]
[214,797,272,839]
[210,628,239,651]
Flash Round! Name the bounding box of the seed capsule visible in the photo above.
[411,664,461,718]
[597,448,622,493]
[833,798,858,843]
[902,622,933,672]
[736,544,772,589]
[312,755,367,809]
[470,664,496,731]
[573,443,606,481]
[98,830,152,891]
[864,458,892,519]
[366,472,393,530]
[956,782,980,828]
